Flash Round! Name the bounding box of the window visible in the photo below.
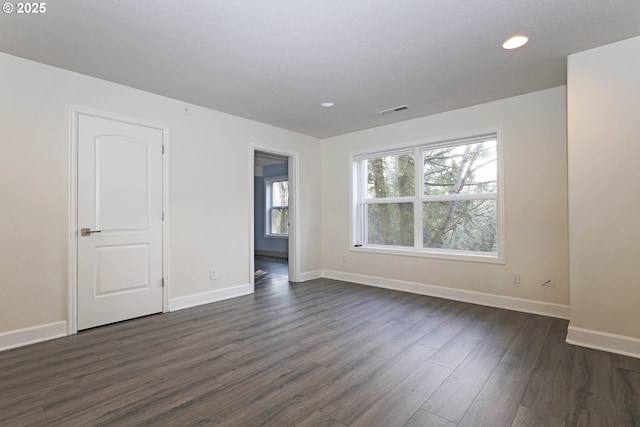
[265,176,289,236]
[353,132,502,262]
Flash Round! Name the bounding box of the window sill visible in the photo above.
[265,234,288,239]
[350,245,504,264]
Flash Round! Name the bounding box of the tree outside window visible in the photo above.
[354,133,501,261]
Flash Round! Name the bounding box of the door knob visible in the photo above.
[80,228,102,236]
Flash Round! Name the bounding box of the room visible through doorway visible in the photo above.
[254,151,290,284]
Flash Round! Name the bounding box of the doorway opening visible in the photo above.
[250,145,299,288]
[254,151,290,287]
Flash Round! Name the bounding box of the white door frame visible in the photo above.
[250,144,300,283]
[67,106,170,335]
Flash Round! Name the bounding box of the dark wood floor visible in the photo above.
[1,258,639,426]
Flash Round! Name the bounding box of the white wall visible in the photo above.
[567,36,640,354]
[0,52,321,335]
[321,87,569,313]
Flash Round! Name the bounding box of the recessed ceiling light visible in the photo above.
[503,35,528,50]
[320,100,335,108]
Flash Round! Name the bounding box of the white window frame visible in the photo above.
[350,129,504,264]
[265,175,289,238]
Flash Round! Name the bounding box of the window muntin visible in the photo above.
[266,177,289,236]
[354,133,501,260]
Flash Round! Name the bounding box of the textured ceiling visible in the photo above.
[1,1,639,138]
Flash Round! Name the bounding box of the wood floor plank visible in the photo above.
[427,307,501,369]
[265,353,387,426]
[313,320,407,370]
[73,336,239,391]
[0,379,80,419]
[368,338,414,360]
[511,405,565,427]
[614,367,640,426]
[112,363,330,426]
[567,347,618,420]
[612,352,640,372]
[280,320,378,370]
[76,361,290,426]
[422,341,505,423]
[0,258,636,426]
[566,406,619,427]
[351,360,452,427]
[0,405,47,427]
[42,353,238,421]
[366,309,458,359]
[231,326,339,366]
[520,318,574,420]
[320,343,436,425]
[218,362,339,426]
[417,302,485,349]
[403,409,457,427]
[458,319,552,427]
[389,294,450,325]
[0,352,101,402]
[294,410,346,427]
[481,309,527,349]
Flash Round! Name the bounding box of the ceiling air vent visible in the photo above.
[378,105,409,115]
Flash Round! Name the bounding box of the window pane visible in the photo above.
[366,153,415,198]
[366,203,414,246]
[423,200,497,252]
[272,181,288,207]
[271,207,289,234]
[423,140,497,196]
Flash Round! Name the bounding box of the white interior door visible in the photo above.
[77,114,163,330]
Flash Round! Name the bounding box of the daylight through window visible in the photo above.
[353,132,501,261]
[266,177,289,236]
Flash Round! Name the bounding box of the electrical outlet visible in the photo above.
[542,275,554,287]
[210,269,217,280]
[512,272,520,284]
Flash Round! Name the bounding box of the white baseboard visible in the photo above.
[298,270,323,282]
[320,270,570,320]
[169,283,254,312]
[0,321,68,352]
[567,325,640,359]
[255,250,288,259]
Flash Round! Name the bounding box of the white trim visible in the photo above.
[250,144,300,283]
[566,325,640,359]
[0,322,68,352]
[350,245,504,264]
[255,249,288,259]
[350,130,500,159]
[264,174,289,238]
[349,127,504,264]
[169,284,253,312]
[320,270,570,319]
[162,127,171,315]
[249,150,256,288]
[68,105,170,334]
[68,106,79,335]
[299,270,324,281]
